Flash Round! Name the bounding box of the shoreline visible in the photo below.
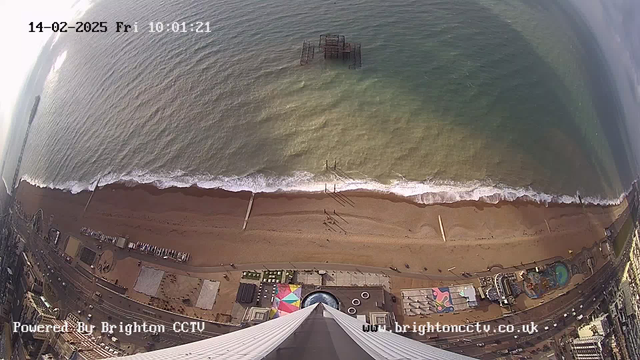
[19,174,632,207]
[102,181,615,210]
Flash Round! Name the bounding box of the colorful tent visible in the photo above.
[270,284,302,318]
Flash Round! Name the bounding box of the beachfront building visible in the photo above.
[110,303,473,360]
[578,314,610,338]
[14,292,57,358]
[242,307,270,325]
[608,276,640,359]
[401,285,478,316]
[20,292,57,341]
[570,336,606,360]
[46,319,115,359]
[478,272,522,311]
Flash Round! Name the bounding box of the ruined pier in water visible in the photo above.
[300,34,362,69]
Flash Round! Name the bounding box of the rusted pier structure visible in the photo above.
[300,40,315,65]
[299,34,361,69]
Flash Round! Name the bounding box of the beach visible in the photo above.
[14,181,626,273]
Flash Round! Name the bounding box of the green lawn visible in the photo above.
[614,217,634,257]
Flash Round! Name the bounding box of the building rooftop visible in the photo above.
[572,335,605,345]
[369,312,391,328]
[50,320,117,359]
[236,282,257,304]
[302,285,386,316]
[243,307,271,324]
[402,284,478,316]
[578,314,609,338]
[26,292,55,317]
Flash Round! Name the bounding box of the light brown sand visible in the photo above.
[101,257,241,321]
[15,181,626,274]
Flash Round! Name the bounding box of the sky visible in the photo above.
[0,0,93,156]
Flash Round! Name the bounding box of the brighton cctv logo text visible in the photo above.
[362,322,539,335]
[13,321,206,336]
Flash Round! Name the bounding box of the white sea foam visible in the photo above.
[20,171,630,206]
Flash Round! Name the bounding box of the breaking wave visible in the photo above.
[20,170,630,206]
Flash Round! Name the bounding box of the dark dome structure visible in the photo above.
[301,291,339,309]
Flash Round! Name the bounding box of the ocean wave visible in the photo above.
[20,170,630,207]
